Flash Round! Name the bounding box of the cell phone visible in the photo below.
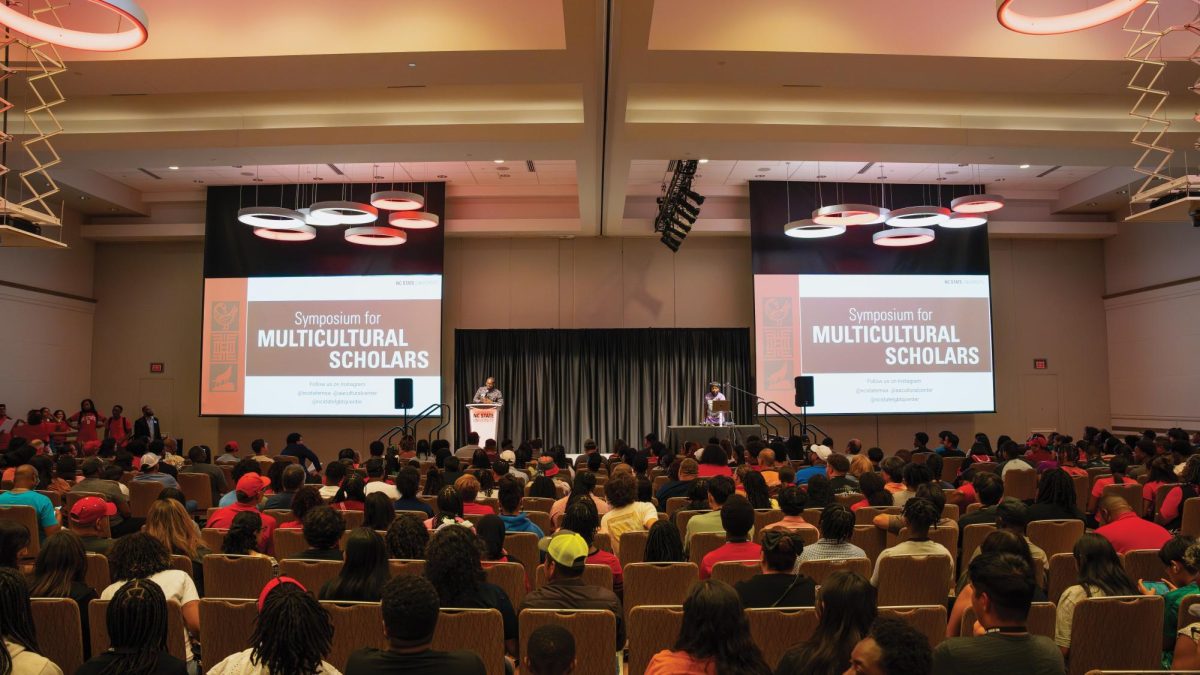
[1143,580,1170,595]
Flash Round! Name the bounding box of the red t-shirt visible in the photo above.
[207,502,278,553]
[697,464,734,479]
[1143,480,1166,504]
[106,416,131,443]
[1091,476,1119,500]
[587,548,623,589]
[70,411,105,444]
[278,519,303,529]
[333,500,365,512]
[850,499,868,512]
[463,502,497,516]
[1095,511,1171,554]
[20,421,60,443]
[957,482,978,503]
[699,541,761,580]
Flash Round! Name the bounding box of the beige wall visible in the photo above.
[85,235,1111,461]
[0,210,96,416]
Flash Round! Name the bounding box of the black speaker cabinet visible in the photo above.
[794,376,814,408]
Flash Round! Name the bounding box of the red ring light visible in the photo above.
[0,0,149,51]
[997,0,1148,35]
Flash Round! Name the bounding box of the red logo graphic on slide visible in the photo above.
[209,300,241,393]
[212,302,240,331]
[210,364,238,392]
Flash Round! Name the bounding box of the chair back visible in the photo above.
[801,508,823,527]
[665,497,689,520]
[874,555,952,606]
[965,502,983,515]
[0,505,40,558]
[483,561,527,608]
[1086,466,1109,485]
[1003,469,1037,502]
[960,601,1055,641]
[756,525,818,546]
[879,605,948,648]
[1103,482,1144,516]
[31,598,84,674]
[941,456,965,482]
[745,607,819,669]
[1071,475,1090,517]
[835,492,864,508]
[519,609,616,675]
[593,531,612,553]
[971,462,998,474]
[1122,548,1167,586]
[198,598,257,668]
[1180,594,1200,630]
[200,527,227,552]
[279,559,343,596]
[1047,553,1079,606]
[203,554,275,598]
[710,560,760,587]
[89,598,186,660]
[674,509,708,538]
[176,473,213,511]
[798,557,872,585]
[432,607,507,675]
[941,503,960,522]
[618,530,649,567]
[340,510,365,530]
[534,564,614,591]
[273,528,311,560]
[753,509,784,532]
[1153,483,1181,521]
[1067,595,1164,675]
[264,509,297,525]
[1027,519,1084,559]
[623,563,698,617]
[527,510,552,534]
[170,554,193,577]
[128,481,165,518]
[855,506,902,525]
[960,523,997,560]
[688,531,726,566]
[321,601,390,672]
[1183,497,1200,537]
[895,526,958,552]
[84,553,110,593]
[387,559,426,577]
[504,531,539,582]
[519,497,555,513]
[628,606,683,675]
[652,476,669,494]
[850,525,886,565]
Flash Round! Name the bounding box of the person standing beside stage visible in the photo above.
[473,377,503,405]
[703,382,727,425]
[104,404,131,445]
[68,399,105,446]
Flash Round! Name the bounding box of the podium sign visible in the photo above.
[466,403,501,444]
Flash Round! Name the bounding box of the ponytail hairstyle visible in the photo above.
[760,530,804,573]
[1109,455,1130,485]
[901,497,940,538]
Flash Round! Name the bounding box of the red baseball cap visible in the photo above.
[236,473,268,499]
[224,441,239,453]
[69,496,116,525]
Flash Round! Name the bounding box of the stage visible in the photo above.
[667,424,765,448]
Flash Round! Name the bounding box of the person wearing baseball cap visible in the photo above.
[68,496,116,553]
[215,441,241,465]
[206,473,278,553]
[521,531,625,651]
[795,445,831,485]
[130,452,180,489]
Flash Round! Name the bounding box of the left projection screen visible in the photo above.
[200,275,442,416]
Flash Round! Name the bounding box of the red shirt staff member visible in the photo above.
[68,398,106,445]
[105,404,132,444]
[0,403,14,447]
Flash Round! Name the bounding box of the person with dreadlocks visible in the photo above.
[0,566,60,675]
[76,579,186,675]
[208,577,340,675]
[870,497,955,591]
[1026,468,1086,524]
[424,525,518,658]
[100,533,200,661]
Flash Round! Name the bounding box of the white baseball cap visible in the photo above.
[811,445,832,461]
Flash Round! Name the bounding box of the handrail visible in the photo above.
[378,403,448,446]
[428,404,451,442]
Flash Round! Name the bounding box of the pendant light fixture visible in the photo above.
[950,194,1006,213]
[873,227,935,247]
[344,226,408,246]
[370,190,424,211]
[997,0,1148,35]
[812,203,887,226]
[297,207,343,227]
[309,200,378,225]
[237,206,306,229]
[253,225,316,241]
[388,211,440,229]
[886,205,951,227]
[785,219,846,238]
[0,0,149,52]
[942,212,988,228]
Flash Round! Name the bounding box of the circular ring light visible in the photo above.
[885,205,951,228]
[812,204,889,226]
[370,190,425,211]
[345,226,408,246]
[950,193,1006,214]
[297,207,344,227]
[387,211,440,229]
[873,227,936,247]
[253,225,316,242]
[997,0,1148,35]
[783,218,846,239]
[0,0,149,51]
[309,200,379,225]
[942,213,988,228]
[237,207,306,230]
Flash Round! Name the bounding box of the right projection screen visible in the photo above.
[750,180,995,415]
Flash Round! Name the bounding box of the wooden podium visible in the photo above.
[466,403,502,444]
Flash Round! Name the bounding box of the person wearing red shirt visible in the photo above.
[700,495,761,580]
[455,474,497,516]
[330,474,368,512]
[104,405,131,444]
[69,399,106,445]
[208,474,278,553]
[1095,494,1171,554]
[697,445,734,479]
[1089,455,1133,513]
[1024,435,1053,466]
[0,403,14,448]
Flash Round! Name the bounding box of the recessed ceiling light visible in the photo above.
[193,180,204,184]
[995,178,1006,182]
[240,172,253,176]
[699,158,709,164]
[816,175,827,179]
[945,170,958,175]
[1087,202,1099,206]
[436,174,448,178]
[1019,164,1031,169]
[957,163,969,167]
[252,178,263,182]
[1117,190,1128,195]
[168,166,179,170]
[79,195,87,200]
[313,177,323,181]
[879,176,888,179]
[408,63,416,67]
[493,159,504,164]
[757,167,771,171]
[499,174,511,178]
[935,177,947,181]
[374,175,385,180]
[496,166,509,171]
[754,174,765,178]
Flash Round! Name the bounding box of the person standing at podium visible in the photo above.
[473,377,503,405]
[704,382,727,425]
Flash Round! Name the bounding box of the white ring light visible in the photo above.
[387,211,440,229]
[886,205,951,228]
[345,226,408,246]
[370,191,425,211]
[237,207,306,230]
[812,204,889,226]
[309,200,379,225]
[997,0,1148,35]
[297,207,344,227]
[783,218,846,239]
[950,193,1006,214]
[0,0,149,51]
[873,227,936,247]
[253,225,316,242]
[942,213,988,228]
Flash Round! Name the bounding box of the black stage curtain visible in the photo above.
[455,328,752,452]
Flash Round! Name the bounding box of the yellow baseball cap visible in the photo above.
[538,531,588,570]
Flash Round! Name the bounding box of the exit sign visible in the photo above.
[149,362,164,373]
[1033,358,1048,370]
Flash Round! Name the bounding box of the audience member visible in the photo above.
[776,571,877,675]
[221,510,275,567]
[0,520,29,568]
[424,525,518,657]
[393,466,434,517]
[495,474,543,537]
[101,533,200,657]
[385,514,429,560]
[319,461,348,501]
[1025,469,1085,523]
[735,530,815,608]
[78,578,187,675]
[262,464,306,510]
[332,474,368,512]
[363,458,401,500]
[73,457,138,536]
[1053,533,1136,657]
[321,528,390,602]
[215,441,241,465]
[426,486,473,531]
[643,520,686,563]
[1095,494,1171,554]
[209,474,278,553]
[523,624,574,675]
[853,471,893,511]
[560,499,622,596]
[28,531,97,657]
[132,453,179,489]
[797,505,867,563]
[825,454,860,494]
[871,497,954,591]
[1087,455,1131,513]
[208,578,337,675]
[846,617,933,675]
[279,486,323,530]
[700,495,761,580]
[683,476,741,549]
[362,492,396,531]
[949,530,1046,638]
[645,579,770,674]
[0,565,61,674]
[295,506,347,560]
[1139,535,1200,658]
[0,465,60,539]
[795,445,830,485]
[281,432,322,474]
[67,496,117,554]
[521,531,625,650]
[957,473,1004,528]
[598,472,657,555]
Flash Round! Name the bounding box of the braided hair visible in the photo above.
[1035,468,1077,511]
[901,497,940,539]
[250,583,333,675]
[98,579,168,675]
[0,567,40,675]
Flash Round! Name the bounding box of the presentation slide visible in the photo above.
[200,275,442,416]
[754,274,994,414]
